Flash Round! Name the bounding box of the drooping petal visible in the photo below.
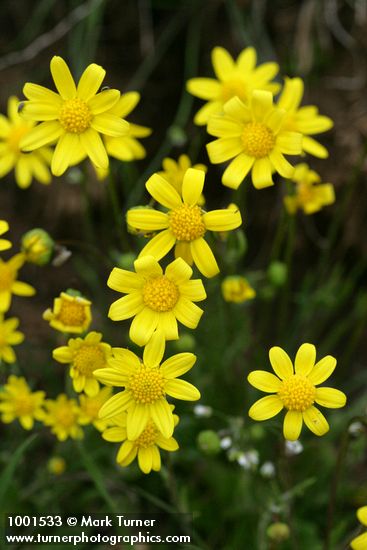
[79,128,108,169]
[51,132,79,176]
[156,312,178,341]
[138,447,153,474]
[149,399,174,438]
[252,158,273,189]
[190,237,219,278]
[129,307,158,346]
[294,343,316,376]
[138,229,176,261]
[126,402,149,439]
[248,395,283,421]
[247,370,282,393]
[268,149,294,178]
[283,410,303,441]
[50,56,77,100]
[269,347,294,379]
[174,242,193,265]
[314,387,346,409]
[302,406,329,436]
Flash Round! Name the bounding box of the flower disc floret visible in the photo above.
[242,122,275,158]
[142,276,179,312]
[59,98,92,133]
[135,421,158,448]
[129,366,165,404]
[278,375,315,412]
[169,205,206,241]
[73,345,105,376]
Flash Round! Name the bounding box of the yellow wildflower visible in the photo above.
[127,168,242,277]
[47,456,66,475]
[284,163,335,215]
[187,46,280,125]
[94,332,200,439]
[20,56,129,176]
[102,409,179,474]
[53,331,111,395]
[21,228,54,265]
[351,506,367,549]
[0,375,45,430]
[0,220,11,251]
[43,394,83,441]
[157,154,207,204]
[221,276,255,303]
[0,96,52,188]
[107,255,206,346]
[0,253,35,313]
[248,344,346,440]
[277,77,333,159]
[0,314,24,363]
[207,90,302,190]
[78,387,113,431]
[43,291,92,334]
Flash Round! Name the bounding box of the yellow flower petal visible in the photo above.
[20,121,63,151]
[165,379,200,401]
[194,100,222,126]
[174,241,193,265]
[237,47,256,71]
[190,237,219,278]
[351,531,367,550]
[186,77,221,99]
[269,347,294,379]
[156,435,179,451]
[12,281,35,296]
[207,116,243,138]
[149,399,174,438]
[357,506,367,527]
[165,257,193,284]
[129,307,159,346]
[15,157,32,188]
[127,208,169,231]
[51,133,79,176]
[252,90,273,122]
[143,329,165,368]
[294,343,316,376]
[302,406,329,436]
[108,292,144,321]
[212,47,235,80]
[79,128,108,169]
[179,280,206,302]
[91,113,129,137]
[174,297,203,329]
[276,131,303,154]
[248,395,283,421]
[98,392,133,419]
[203,208,242,231]
[107,268,142,293]
[314,387,346,409]
[138,229,176,261]
[156,312,179,341]
[206,137,243,164]
[23,83,62,104]
[93,367,128,386]
[278,77,304,111]
[283,410,303,441]
[308,355,337,385]
[138,447,153,474]
[182,168,205,206]
[126,402,150,439]
[52,346,73,363]
[161,353,196,379]
[50,56,77,100]
[146,173,182,209]
[87,89,120,114]
[302,136,328,159]
[268,149,294,178]
[223,96,251,122]
[252,158,273,189]
[134,255,162,278]
[222,154,254,189]
[247,370,282,393]
[22,101,59,121]
[77,63,106,101]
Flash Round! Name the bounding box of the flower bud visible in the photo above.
[267,261,288,287]
[197,430,221,455]
[21,228,54,266]
[47,456,66,476]
[266,522,290,542]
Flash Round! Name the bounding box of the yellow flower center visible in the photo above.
[278,375,316,412]
[58,300,87,327]
[59,98,92,134]
[142,276,179,312]
[221,78,247,103]
[134,421,158,448]
[242,122,275,158]
[129,366,165,404]
[55,404,77,428]
[297,182,315,205]
[169,204,206,242]
[0,264,14,291]
[7,124,30,154]
[73,345,105,376]
[81,399,100,419]
[14,394,35,416]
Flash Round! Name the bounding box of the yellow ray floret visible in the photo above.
[284,163,335,215]
[0,220,11,251]
[351,506,367,549]
[0,96,52,188]
[107,255,206,346]
[187,46,280,125]
[206,90,303,190]
[0,314,24,364]
[94,331,200,440]
[0,375,45,430]
[20,56,129,176]
[277,77,333,159]
[102,408,179,474]
[43,291,92,334]
[247,343,346,440]
[0,253,35,313]
[43,394,83,441]
[53,331,112,396]
[157,154,207,205]
[221,276,255,303]
[127,168,242,278]
[78,387,113,432]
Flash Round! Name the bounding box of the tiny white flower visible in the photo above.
[285,439,303,456]
[194,404,213,418]
[220,436,232,450]
[260,461,276,478]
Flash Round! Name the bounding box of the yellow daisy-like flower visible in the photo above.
[277,77,333,159]
[0,96,52,188]
[20,56,129,176]
[43,291,92,334]
[102,409,179,474]
[53,331,112,396]
[43,394,83,441]
[187,46,280,125]
[351,506,367,549]
[157,154,207,205]
[47,456,66,476]
[247,343,346,440]
[94,332,200,439]
[0,314,24,363]
[221,276,255,303]
[127,168,242,278]
[0,375,45,430]
[107,255,206,346]
[284,163,335,215]
[0,253,35,313]
[78,387,112,432]
[0,220,11,251]
[207,90,303,190]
